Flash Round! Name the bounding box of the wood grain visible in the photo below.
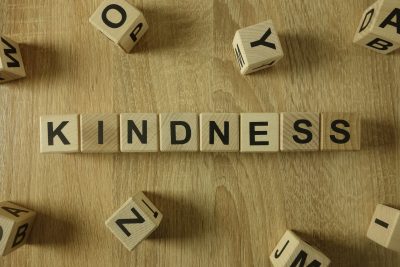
[0,0,399,266]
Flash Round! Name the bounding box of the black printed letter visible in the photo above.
[1,37,20,68]
[250,28,276,49]
[12,223,29,247]
[293,120,313,144]
[210,121,229,145]
[127,120,147,144]
[249,122,269,146]
[115,208,145,237]
[102,4,127,28]
[1,206,29,217]
[359,9,375,32]
[367,38,393,50]
[330,120,350,144]
[47,121,70,145]
[170,121,192,144]
[379,8,400,34]
[290,250,321,267]
[130,23,143,42]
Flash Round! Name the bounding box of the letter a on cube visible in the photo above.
[354,0,400,54]
[89,0,149,52]
[0,201,36,256]
[105,192,162,250]
[232,20,284,74]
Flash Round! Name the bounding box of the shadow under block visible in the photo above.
[232,20,284,74]
[354,0,400,54]
[80,114,119,153]
[367,204,400,251]
[159,113,198,152]
[40,114,80,153]
[320,113,361,151]
[89,0,148,53]
[105,192,162,251]
[0,202,36,256]
[270,230,331,267]
[280,113,320,152]
[240,113,279,152]
[200,113,239,152]
[0,35,26,84]
[120,113,158,152]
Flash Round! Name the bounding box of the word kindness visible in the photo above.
[39,112,361,153]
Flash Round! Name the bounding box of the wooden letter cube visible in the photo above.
[0,202,36,256]
[120,113,158,152]
[0,35,26,84]
[367,204,400,251]
[200,113,239,152]
[105,192,162,250]
[270,230,331,267]
[81,114,119,153]
[354,0,400,54]
[320,113,361,151]
[159,113,198,152]
[40,114,80,153]
[232,20,284,74]
[280,113,320,152]
[240,113,279,152]
[89,0,148,53]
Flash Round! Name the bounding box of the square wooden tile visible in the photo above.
[200,113,239,152]
[80,114,119,153]
[280,112,320,152]
[120,113,158,152]
[320,113,361,151]
[159,113,198,152]
[40,114,80,153]
[240,113,279,152]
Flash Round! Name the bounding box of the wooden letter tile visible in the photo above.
[80,114,119,153]
[159,113,198,152]
[320,113,361,151]
[200,113,239,152]
[354,0,400,54]
[240,113,279,152]
[0,202,36,256]
[105,192,162,250]
[280,113,320,152]
[120,113,158,152]
[89,0,148,53]
[270,230,331,266]
[232,20,284,74]
[0,35,26,84]
[40,114,80,153]
[367,204,400,251]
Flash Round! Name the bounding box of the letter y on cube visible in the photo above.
[232,20,284,74]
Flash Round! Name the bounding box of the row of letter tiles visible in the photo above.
[39,113,361,153]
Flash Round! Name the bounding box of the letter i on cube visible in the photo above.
[354,0,400,54]
[89,0,148,52]
[232,20,284,74]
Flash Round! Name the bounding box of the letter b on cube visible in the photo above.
[0,202,36,256]
[232,20,284,74]
[89,0,148,53]
[354,0,400,54]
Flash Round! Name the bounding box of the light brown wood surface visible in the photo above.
[0,0,399,266]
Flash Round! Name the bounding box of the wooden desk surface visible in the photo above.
[0,0,399,266]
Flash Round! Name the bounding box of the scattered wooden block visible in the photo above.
[367,204,400,251]
[354,0,400,54]
[200,113,239,152]
[40,114,80,153]
[0,35,26,84]
[232,20,284,75]
[280,112,320,152]
[320,113,361,151]
[0,201,36,256]
[105,192,162,251]
[89,0,148,53]
[240,113,279,152]
[120,113,158,152]
[159,113,198,152]
[270,230,331,267]
[80,114,119,153]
